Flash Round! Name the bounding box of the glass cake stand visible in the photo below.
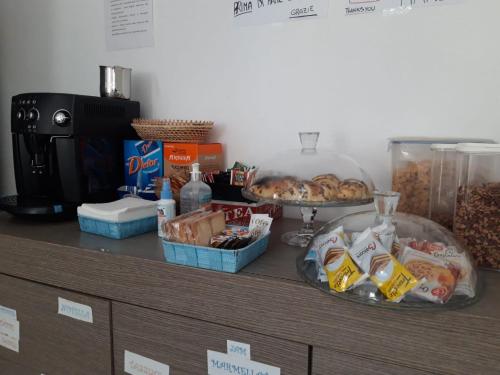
[295,191,482,309]
[242,132,375,247]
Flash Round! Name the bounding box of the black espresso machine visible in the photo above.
[0,93,140,219]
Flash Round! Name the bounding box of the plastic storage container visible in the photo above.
[389,138,493,218]
[454,144,500,270]
[429,144,459,230]
[78,197,158,239]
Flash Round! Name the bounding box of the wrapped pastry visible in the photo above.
[316,227,368,292]
[400,239,476,298]
[400,246,457,304]
[348,228,418,302]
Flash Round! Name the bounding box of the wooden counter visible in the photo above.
[0,212,498,374]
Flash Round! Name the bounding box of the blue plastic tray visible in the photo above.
[162,233,270,273]
[78,215,157,239]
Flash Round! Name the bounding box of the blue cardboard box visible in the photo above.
[123,140,163,199]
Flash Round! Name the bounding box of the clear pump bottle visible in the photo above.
[157,179,176,237]
[180,163,212,214]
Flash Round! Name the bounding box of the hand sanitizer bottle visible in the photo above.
[158,178,176,237]
[180,163,212,214]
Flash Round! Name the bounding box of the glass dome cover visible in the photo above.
[297,191,480,309]
[242,132,375,207]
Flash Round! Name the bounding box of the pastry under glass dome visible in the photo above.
[297,191,480,309]
[242,132,375,247]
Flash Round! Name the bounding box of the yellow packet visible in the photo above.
[348,228,418,302]
[325,251,367,292]
[317,227,368,293]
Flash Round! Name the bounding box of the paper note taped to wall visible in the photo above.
[344,0,464,16]
[233,0,329,27]
[124,350,170,375]
[105,0,154,50]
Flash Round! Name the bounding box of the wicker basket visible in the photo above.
[131,119,214,143]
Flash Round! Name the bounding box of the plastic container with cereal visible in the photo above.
[429,144,459,230]
[454,143,500,270]
[389,137,492,218]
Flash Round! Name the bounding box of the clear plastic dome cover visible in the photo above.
[242,132,375,207]
[298,191,480,309]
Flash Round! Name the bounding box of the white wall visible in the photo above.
[1,0,499,219]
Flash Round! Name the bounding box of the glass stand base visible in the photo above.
[281,230,313,248]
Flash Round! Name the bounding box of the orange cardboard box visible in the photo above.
[163,143,224,179]
[163,143,224,204]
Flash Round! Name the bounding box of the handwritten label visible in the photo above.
[234,0,329,27]
[57,298,93,323]
[0,335,19,353]
[208,350,280,375]
[227,340,251,360]
[124,350,170,375]
[0,316,19,340]
[0,305,17,320]
[344,0,463,16]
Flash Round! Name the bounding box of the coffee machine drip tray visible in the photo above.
[0,195,77,220]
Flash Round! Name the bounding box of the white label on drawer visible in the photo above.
[0,335,19,353]
[0,305,17,320]
[124,350,170,375]
[57,297,93,323]
[227,340,251,360]
[0,316,20,340]
[207,350,280,375]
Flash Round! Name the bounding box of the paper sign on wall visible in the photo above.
[124,350,170,375]
[344,0,463,16]
[233,0,330,27]
[208,341,280,375]
[57,297,93,323]
[105,0,154,50]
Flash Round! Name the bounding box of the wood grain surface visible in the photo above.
[113,301,309,375]
[0,357,39,375]
[0,274,112,375]
[312,347,436,375]
[0,213,499,375]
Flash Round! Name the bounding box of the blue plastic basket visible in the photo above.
[78,215,157,239]
[162,233,270,273]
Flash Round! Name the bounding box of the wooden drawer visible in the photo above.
[0,357,39,375]
[312,347,435,375]
[113,301,309,375]
[0,274,112,375]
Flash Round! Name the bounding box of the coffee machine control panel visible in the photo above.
[12,92,139,138]
[11,94,75,135]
